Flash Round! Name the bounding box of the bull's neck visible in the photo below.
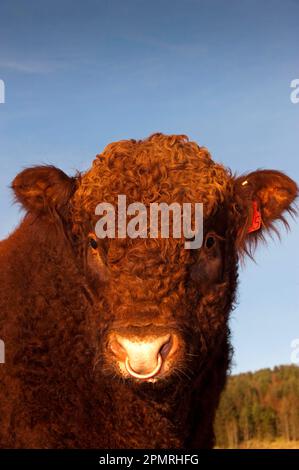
[101,380,194,448]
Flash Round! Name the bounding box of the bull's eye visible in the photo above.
[205,235,216,249]
[89,237,98,250]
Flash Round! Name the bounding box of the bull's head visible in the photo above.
[12,134,297,388]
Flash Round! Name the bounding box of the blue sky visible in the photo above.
[0,0,298,374]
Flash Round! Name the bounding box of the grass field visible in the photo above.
[227,439,299,449]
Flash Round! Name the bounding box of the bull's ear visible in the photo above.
[12,165,76,214]
[233,170,298,255]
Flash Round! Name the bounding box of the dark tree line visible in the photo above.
[215,365,299,448]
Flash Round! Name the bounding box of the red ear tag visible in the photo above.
[247,200,262,233]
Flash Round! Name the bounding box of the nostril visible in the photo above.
[159,335,172,359]
[109,337,126,360]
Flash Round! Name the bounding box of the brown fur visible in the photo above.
[0,133,297,448]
